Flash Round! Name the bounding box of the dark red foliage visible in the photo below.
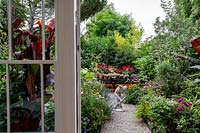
[11,18,55,60]
[191,37,200,56]
[46,18,55,31]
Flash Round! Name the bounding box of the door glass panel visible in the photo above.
[0,0,8,60]
[12,0,42,60]
[10,64,41,132]
[45,0,55,60]
[0,64,7,132]
[1,0,58,132]
[44,64,55,132]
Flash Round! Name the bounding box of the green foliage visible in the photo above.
[0,64,6,132]
[136,88,200,132]
[81,0,107,21]
[134,55,156,82]
[175,0,200,19]
[154,0,200,58]
[155,61,184,97]
[134,1,200,132]
[86,6,132,37]
[81,95,111,133]
[10,65,27,104]
[0,28,8,59]
[81,36,111,68]
[81,68,103,96]
[191,0,200,19]
[125,87,143,105]
[136,92,199,132]
[44,101,55,131]
[137,93,171,132]
[180,80,200,101]
[0,0,27,26]
[171,96,200,133]
[0,105,6,132]
[0,64,6,102]
[81,68,111,132]
[82,6,143,68]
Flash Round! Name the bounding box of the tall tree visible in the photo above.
[86,5,134,37]
[81,0,107,21]
[175,0,200,20]
[82,6,143,68]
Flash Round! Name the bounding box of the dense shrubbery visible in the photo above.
[81,95,111,133]
[125,1,200,132]
[81,6,143,69]
[0,0,200,132]
[136,90,200,133]
[81,69,111,132]
[155,61,184,97]
[125,87,144,105]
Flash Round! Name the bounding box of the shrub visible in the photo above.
[180,80,200,101]
[155,61,184,97]
[134,55,156,82]
[125,87,143,105]
[136,92,200,133]
[136,91,172,133]
[172,97,200,133]
[81,68,111,132]
[81,95,111,133]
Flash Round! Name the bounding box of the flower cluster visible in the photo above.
[96,64,133,75]
[95,64,139,83]
[176,97,192,111]
[95,64,137,82]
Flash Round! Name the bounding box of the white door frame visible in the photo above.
[55,0,81,132]
[0,0,80,132]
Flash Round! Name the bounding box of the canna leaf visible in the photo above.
[46,18,55,31]
[34,20,42,28]
[12,18,23,29]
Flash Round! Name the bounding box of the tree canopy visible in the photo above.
[0,0,107,29]
[81,6,143,68]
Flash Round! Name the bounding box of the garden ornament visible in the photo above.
[114,85,128,111]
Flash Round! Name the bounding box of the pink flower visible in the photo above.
[183,102,192,107]
[177,106,183,111]
[177,97,183,102]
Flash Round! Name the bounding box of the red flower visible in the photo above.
[122,65,133,71]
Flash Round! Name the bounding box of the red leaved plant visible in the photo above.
[11,18,55,100]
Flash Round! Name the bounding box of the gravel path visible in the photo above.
[101,94,151,133]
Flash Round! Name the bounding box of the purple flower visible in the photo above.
[183,102,192,107]
[83,117,87,122]
[158,127,161,131]
[177,97,183,102]
[177,106,183,111]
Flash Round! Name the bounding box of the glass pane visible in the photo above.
[45,0,55,60]
[12,0,42,60]
[10,64,41,132]
[44,64,55,132]
[0,0,8,60]
[0,64,7,132]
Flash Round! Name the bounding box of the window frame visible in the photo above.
[0,0,80,132]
